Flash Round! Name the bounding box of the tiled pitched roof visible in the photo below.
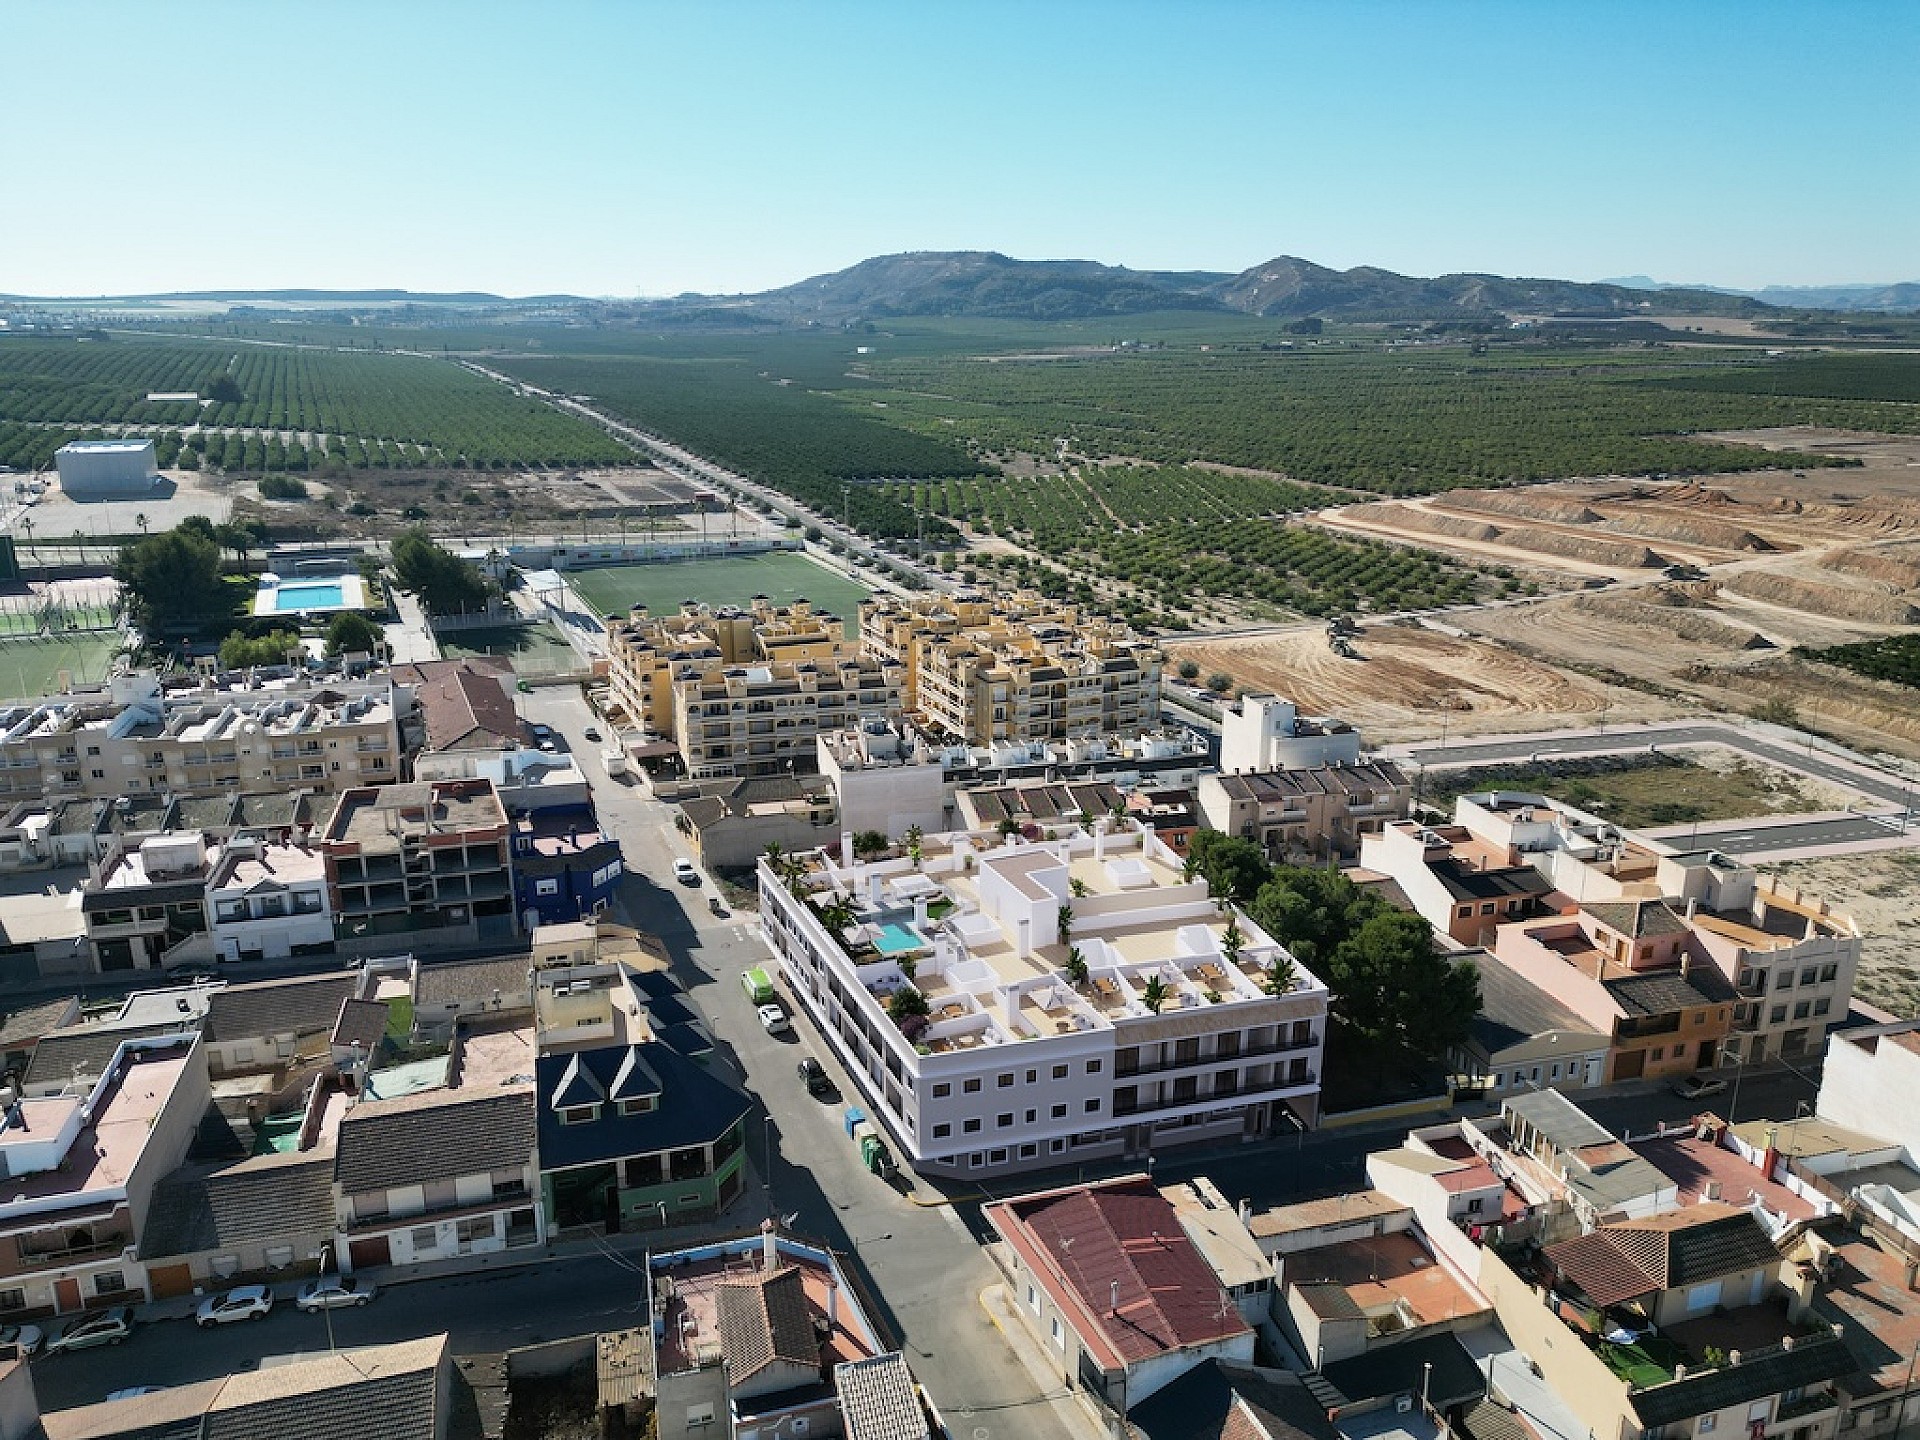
[395,659,519,753]
[24,1021,182,1089]
[335,1086,535,1196]
[203,975,358,1043]
[987,1178,1251,1369]
[716,1265,819,1385]
[413,956,531,1010]
[1629,1330,1855,1427]
[331,998,389,1052]
[1606,965,1736,1017]
[141,1150,338,1260]
[1131,1361,1341,1440]
[835,1352,931,1440]
[0,996,80,1051]
[1545,1203,1782,1308]
[1587,899,1692,939]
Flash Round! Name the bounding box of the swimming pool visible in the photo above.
[275,582,346,610]
[873,922,925,955]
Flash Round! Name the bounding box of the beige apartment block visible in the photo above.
[860,589,1163,745]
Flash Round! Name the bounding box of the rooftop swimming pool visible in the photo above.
[872,921,925,955]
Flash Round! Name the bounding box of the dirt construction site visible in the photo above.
[1174,429,1920,761]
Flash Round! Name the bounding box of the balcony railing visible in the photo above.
[1115,1034,1319,1080]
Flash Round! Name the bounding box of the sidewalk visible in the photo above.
[978,1282,1110,1440]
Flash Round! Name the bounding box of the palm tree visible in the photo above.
[1222,920,1245,967]
[1264,954,1299,997]
[1065,947,1089,988]
[1057,904,1074,950]
[1142,976,1170,1015]
[134,513,150,538]
[818,896,858,938]
[904,824,924,869]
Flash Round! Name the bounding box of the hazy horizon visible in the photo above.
[5,0,1915,298]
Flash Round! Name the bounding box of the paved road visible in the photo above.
[1683,813,1915,855]
[514,688,1086,1440]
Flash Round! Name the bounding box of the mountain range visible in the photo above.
[666,251,1773,324]
[1600,275,1920,314]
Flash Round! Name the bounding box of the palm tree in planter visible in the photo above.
[817,896,859,950]
[1263,954,1299,997]
[904,824,924,870]
[1057,905,1075,950]
[1141,976,1171,1015]
[1065,947,1089,989]
[1221,920,1245,969]
[1069,877,1091,899]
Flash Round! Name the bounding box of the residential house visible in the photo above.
[0,1034,208,1319]
[20,986,217,1097]
[1198,761,1410,865]
[1497,1088,1677,1230]
[957,778,1127,834]
[1491,901,1737,1084]
[672,773,837,871]
[1449,953,1611,1097]
[1784,1220,1920,1440]
[1128,1360,1343,1440]
[511,807,622,928]
[390,657,524,759]
[0,998,80,1080]
[319,778,516,949]
[36,1334,452,1440]
[409,954,534,1038]
[200,973,363,1078]
[647,1227,910,1440]
[531,952,750,1233]
[757,821,1327,1179]
[1355,822,1554,947]
[836,1350,941,1440]
[80,833,213,972]
[138,1149,338,1297]
[984,1176,1255,1414]
[331,1084,542,1271]
[1160,1177,1277,1327]
[1217,694,1362,774]
[204,837,332,962]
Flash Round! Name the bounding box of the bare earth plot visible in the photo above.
[1768,850,1920,1017]
[1306,437,1920,758]
[1167,624,1684,743]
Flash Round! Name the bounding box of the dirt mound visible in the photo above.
[1642,581,1721,607]
[1343,503,1499,542]
[1496,527,1665,568]
[1821,548,1920,590]
[1566,593,1761,651]
[1660,482,1746,507]
[1720,571,1920,625]
[1598,513,1776,552]
[1443,490,1603,525]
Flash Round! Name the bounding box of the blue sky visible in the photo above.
[5,1,1914,297]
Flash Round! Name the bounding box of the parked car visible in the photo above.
[797,1058,830,1096]
[0,1323,44,1356]
[296,1275,376,1312]
[45,1308,133,1353]
[583,726,602,742]
[196,1285,274,1328]
[673,858,700,886]
[758,1002,793,1036]
[1670,1074,1729,1101]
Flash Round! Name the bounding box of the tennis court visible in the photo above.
[0,632,124,701]
[439,622,583,677]
[566,552,871,636]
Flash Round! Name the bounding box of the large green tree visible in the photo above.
[114,528,229,634]
[390,527,491,615]
[1323,910,1480,1058]
[324,612,384,657]
[1184,830,1270,906]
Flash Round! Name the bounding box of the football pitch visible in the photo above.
[0,633,123,702]
[565,553,872,635]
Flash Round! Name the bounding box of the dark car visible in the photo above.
[797,1058,830,1096]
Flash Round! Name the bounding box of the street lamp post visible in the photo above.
[313,1246,337,1353]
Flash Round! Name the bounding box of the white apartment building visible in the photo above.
[1217,694,1361,774]
[756,821,1327,1179]
[0,673,401,802]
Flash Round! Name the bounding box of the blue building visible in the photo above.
[513,806,622,928]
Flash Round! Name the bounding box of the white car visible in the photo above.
[45,1308,133,1352]
[196,1284,274,1328]
[0,1324,43,1357]
[673,858,700,886]
[758,1002,792,1035]
[296,1275,376,1311]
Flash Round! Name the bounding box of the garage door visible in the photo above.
[149,1263,195,1300]
[347,1236,391,1272]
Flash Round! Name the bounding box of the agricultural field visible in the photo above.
[0,632,123,701]
[562,552,871,634]
[1805,634,1920,688]
[0,336,627,471]
[855,346,1920,495]
[489,353,986,541]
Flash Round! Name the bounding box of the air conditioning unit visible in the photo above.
[1397,1397,1415,1415]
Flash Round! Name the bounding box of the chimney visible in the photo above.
[1685,898,1699,920]
[1110,1280,1120,1316]
[826,1282,838,1329]
[761,1219,777,1274]
[1238,1199,1252,1226]
[1904,1259,1918,1293]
